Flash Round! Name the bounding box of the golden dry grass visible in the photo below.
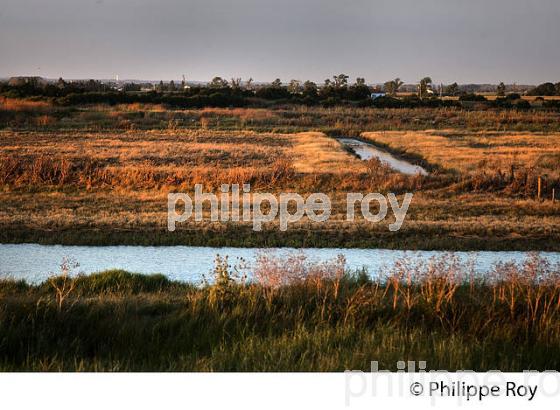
[362,130,560,178]
[292,132,365,174]
[0,97,51,111]
[198,107,279,121]
[0,129,385,192]
[0,129,365,177]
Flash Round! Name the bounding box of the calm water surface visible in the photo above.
[1,244,559,284]
[339,138,428,175]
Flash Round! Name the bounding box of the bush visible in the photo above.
[372,96,403,108]
[355,98,374,108]
[515,100,532,110]
[459,93,487,102]
[321,97,340,107]
[492,98,513,109]
[543,100,560,110]
[255,86,291,100]
[505,93,522,100]
[73,270,177,295]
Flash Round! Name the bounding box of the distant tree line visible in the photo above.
[2,75,560,110]
[0,75,394,108]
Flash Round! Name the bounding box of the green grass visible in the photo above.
[1,256,559,372]
[2,224,560,251]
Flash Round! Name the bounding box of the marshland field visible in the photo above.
[1,99,559,250]
[1,94,560,371]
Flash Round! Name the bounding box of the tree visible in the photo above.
[383,81,392,94]
[355,77,366,87]
[384,78,404,96]
[86,79,100,91]
[418,77,433,99]
[319,78,335,98]
[445,82,459,96]
[349,77,370,100]
[56,77,66,90]
[527,82,557,96]
[123,82,141,92]
[496,82,506,97]
[230,78,242,89]
[209,77,228,88]
[288,79,302,94]
[168,80,176,91]
[333,74,349,89]
[255,79,289,100]
[245,78,254,91]
[302,81,318,99]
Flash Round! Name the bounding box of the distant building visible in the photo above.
[8,76,48,88]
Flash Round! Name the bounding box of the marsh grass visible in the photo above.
[1,253,559,371]
[1,105,559,250]
[0,153,300,191]
[363,130,560,197]
[0,129,432,193]
[4,102,560,133]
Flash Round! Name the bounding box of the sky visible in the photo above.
[1,0,559,84]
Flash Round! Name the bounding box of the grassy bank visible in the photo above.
[1,254,559,371]
[4,102,560,134]
[2,225,560,251]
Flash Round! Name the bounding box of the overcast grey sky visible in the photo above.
[1,0,559,84]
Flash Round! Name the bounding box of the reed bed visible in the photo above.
[0,129,432,193]
[0,153,298,190]
[363,130,560,197]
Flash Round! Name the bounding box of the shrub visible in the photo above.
[515,100,531,110]
[505,93,522,100]
[74,270,175,295]
[459,93,487,102]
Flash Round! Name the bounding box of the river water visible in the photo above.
[339,138,428,175]
[0,244,558,284]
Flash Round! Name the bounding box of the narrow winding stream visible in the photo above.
[339,138,428,175]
